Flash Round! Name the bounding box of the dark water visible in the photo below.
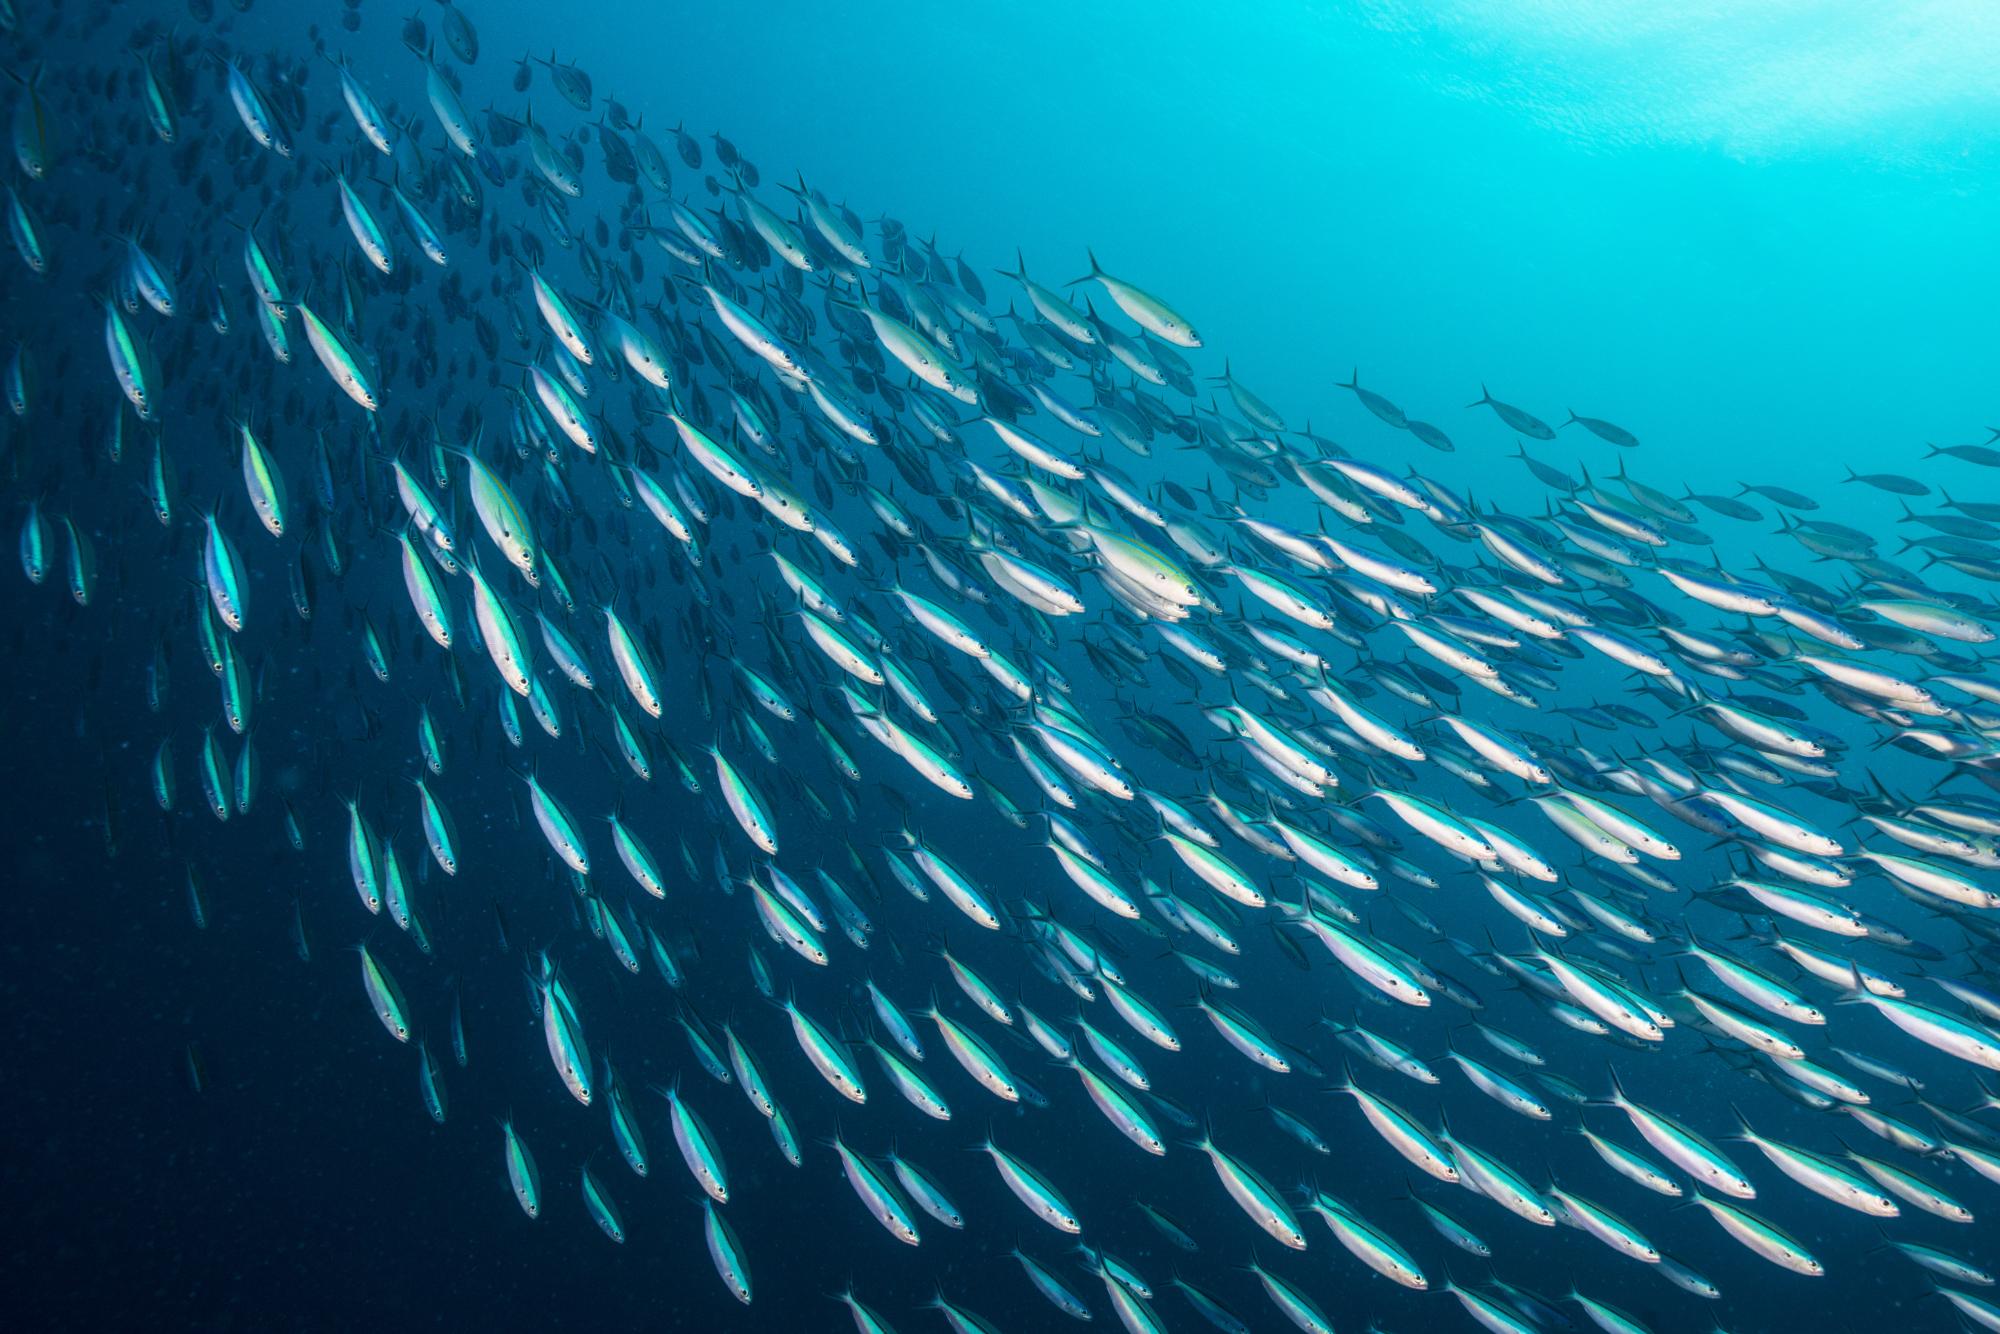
[4,2,2000,1332]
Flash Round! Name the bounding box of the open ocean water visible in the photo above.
[4,1,2000,1330]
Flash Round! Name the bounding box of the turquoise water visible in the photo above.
[5,2,2000,1330]
[557,0,2000,487]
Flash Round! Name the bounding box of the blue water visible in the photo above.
[5,1,2000,1330]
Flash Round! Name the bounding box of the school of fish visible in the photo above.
[11,0,2000,1330]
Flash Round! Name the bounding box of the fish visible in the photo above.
[9,14,2000,1334]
